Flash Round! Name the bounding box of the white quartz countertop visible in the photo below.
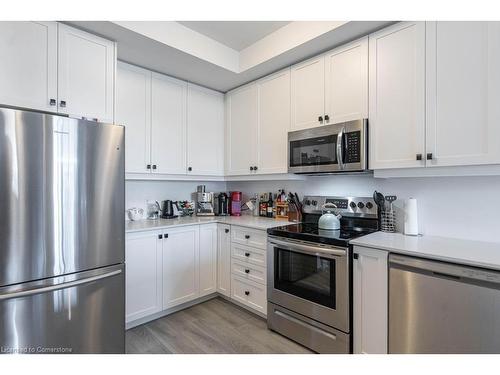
[350,231,500,270]
[125,215,293,233]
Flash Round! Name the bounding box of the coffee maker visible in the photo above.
[214,192,229,216]
[195,185,215,216]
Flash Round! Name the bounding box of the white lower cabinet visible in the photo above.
[231,275,267,315]
[217,224,231,297]
[353,246,388,354]
[162,226,199,309]
[125,231,162,323]
[199,224,217,297]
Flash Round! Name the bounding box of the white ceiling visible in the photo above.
[177,21,290,51]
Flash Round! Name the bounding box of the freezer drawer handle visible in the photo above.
[274,309,337,341]
[0,269,122,301]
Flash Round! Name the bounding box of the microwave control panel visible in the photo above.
[345,131,361,163]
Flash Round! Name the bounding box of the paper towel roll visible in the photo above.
[404,198,419,236]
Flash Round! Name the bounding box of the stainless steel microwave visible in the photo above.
[288,119,368,174]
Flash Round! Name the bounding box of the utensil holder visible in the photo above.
[380,210,396,232]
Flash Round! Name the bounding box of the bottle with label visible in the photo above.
[259,194,267,217]
[267,192,274,218]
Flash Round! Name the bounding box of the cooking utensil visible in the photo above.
[294,193,302,212]
[373,190,385,209]
[385,195,397,212]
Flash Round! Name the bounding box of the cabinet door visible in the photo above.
[426,21,500,167]
[0,21,57,112]
[290,55,325,130]
[199,224,217,297]
[58,24,115,122]
[217,224,231,297]
[369,22,426,169]
[151,73,187,175]
[256,69,291,174]
[125,231,162,323]
[325,37,368,123]
[116,62,151,174]
[187,84,224,175]
[162,226,199,309]
[353,246,388,354]
[226,83,258,175]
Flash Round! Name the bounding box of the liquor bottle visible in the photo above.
[260,194,267,217]
[267,192,274,218]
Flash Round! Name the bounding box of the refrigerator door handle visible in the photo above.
[0,269,122,301]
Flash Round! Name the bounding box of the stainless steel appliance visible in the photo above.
[195,185,215,216]
[288,119,368,174]
[389,254,500,353]
[267,195,378,353]
[0,107,125,354]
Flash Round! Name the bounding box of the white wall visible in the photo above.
[126,180,227,217]
[227,175,500,243]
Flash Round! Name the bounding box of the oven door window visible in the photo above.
[289,135,337,167]
[274,248,336,309]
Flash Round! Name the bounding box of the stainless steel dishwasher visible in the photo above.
[389,254,500,353]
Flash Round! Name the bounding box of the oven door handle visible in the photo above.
[336,126,345,170]
[269,238,347,258]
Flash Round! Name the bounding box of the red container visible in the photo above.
[230,191,242,216]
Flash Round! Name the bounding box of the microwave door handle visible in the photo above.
[336,127,345,170]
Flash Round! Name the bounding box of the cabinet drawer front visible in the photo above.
[231,226,267,249]
[231,259,267,285]
[231,275,267,315]
[231,243,266,267]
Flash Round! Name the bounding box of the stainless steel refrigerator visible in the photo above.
[0,107,125,354]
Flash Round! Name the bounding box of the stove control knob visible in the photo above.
[366,202,373,209]
[304,199,311,206]
[311,200,318,206]
[357,202,365,209]
[350,202,357,209]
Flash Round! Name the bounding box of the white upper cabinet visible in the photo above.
[151,73,187,175]
[426,21,500,167]
[0,21,57,113]
[187,84,224,176]
[290,55,325,130]
[116,62,151,174]
[325,37,368,123]
[58,24,115,123]
[199,224,218,297]
[226,83,258,175]
[256,68,291,174]
[369,21,426,169]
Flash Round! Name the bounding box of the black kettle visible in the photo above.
[161,200,177,219]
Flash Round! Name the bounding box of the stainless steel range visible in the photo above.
[266,195,379,353]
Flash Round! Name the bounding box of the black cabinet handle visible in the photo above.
[318,116,323,123]
[49,98,56,106]
[353,253,359,260]
[254,166,258,171]
[164,234,168,238]
[225,228,229,233]
[324,115,330,122]
[245,269,250,274]
[416,154,422,161]
[158,234,163,239]
[60,100,66,108]
[147,164,151,170]
[426,153,433,160]
[188,167,192,172]
[244,291,250,296]
[245,235,250,239]
[250,166,254,171]
[244,252,250,257]
[152,165,157,170]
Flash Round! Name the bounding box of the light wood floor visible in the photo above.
[126,297,313,354]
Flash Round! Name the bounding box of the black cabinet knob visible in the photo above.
[416,153,422,161]
[324,115,330,122]
[188,167,192,172]
[254,166,258,171]
[164,234,168,238]
[250,166,254,171]
[158,234,163,239]
[244,252,250,257]
[245,269,250,274]
[353,253,359,260]
[49,98,56,106]
[244,291,250,296]
[225,228,229,233]
[318,116,323,123]
[244,235,250,239]
[426,153,433,160]
[147,164,151,170]
[152,165,157,170]
[60,100,66,108]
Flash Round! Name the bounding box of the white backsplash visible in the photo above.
[126,175,500,243]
